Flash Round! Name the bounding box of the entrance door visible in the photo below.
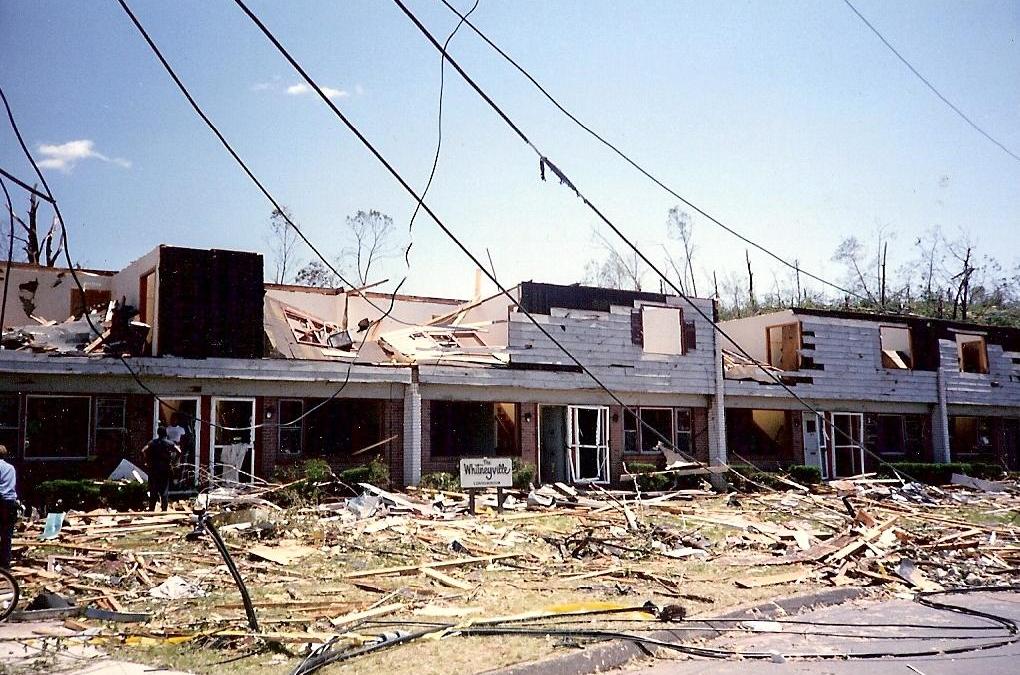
[539,405,568,484]
[568,405,610,483]
[830,412,864,477]
[801,411,828,478]
[153,397,201,491]
[211,398,256,484]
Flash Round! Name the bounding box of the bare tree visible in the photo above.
[831,236,877,303]
[6,191,62,266]
[265,207,300,284]
[342,210,396,286]
[665,206,698,296]
[582,227,648,290]
[293,260,340,288]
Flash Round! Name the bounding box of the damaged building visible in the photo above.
[2,245,1019,496]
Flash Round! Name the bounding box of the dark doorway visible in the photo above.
[539,405,567,484]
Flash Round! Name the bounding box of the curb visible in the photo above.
[484,586,872,675]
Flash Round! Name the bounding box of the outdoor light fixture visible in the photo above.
[523,412,532,423]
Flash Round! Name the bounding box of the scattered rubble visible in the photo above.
[4,474,1018,674]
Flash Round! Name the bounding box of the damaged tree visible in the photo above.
[5,191,62,266]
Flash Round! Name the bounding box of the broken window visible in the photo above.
[725,409,793,456]
[956,333,989,374]
[0,395,18,456]
[569,406,609,482]
[278,399,304,455]
[139,270,156,325]
[283,306,345,348]
[951,416,993,457]
[305,399,383,457]
[875,414,906,457]
[766,322,801,371]
[639,408,673,453]
[212,398,255,483]
[879,326,913,369]
[640,306,683,355]
[94,398,126,459]
[430,401,519,457]
[25,395,91,458]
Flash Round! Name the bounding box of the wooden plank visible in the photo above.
[329,603,404,627]
[421,567,473,590]
[734,568,812,588]
[343,553,520,579]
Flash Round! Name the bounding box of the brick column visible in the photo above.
[382,398,404,482]
[609,405,624,484]
[519,403,538,469]
[260,396,280,477]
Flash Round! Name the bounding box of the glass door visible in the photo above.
[153,397,201,491]
[211,398,256,484]
[830,412,864,477]
[568,405,610,483]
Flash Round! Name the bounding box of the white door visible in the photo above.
[153,397,201,490]
[801,411,828,478]
[830,412,865,478]
[568,405,610,483]
[211,398,256,484]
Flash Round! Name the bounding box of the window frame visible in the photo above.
[879,325,913,370]
[23,394,93,460]
[638,407,674,454]
[765,321,802,371]
[622,406,693,456]
[956,333,989,374]
[277,398,304,456]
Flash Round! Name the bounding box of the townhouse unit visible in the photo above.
[720,308,1020,477]
[2,244,1018,496]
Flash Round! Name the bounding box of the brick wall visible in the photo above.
[520,403,538,469]
[381,398,404,481]
[260,396,281,477]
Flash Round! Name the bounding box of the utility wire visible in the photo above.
[842,0,1020,164]
[434,0,867,301]
[404,0,480,267]
[0,80,397,441]
[230,0,716,472]
[390,0,916,477]
[0,167,54,203]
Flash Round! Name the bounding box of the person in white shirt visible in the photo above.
[164,414,186,447]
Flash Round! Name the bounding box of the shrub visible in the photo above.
[625,462,673,492]
[98,481,148,511]
[786,465,822,486]
[337,466,372,485]
[512,459,536,489]
[419,472,459,491]
[878,462,1003,484]
[367,456,390,487]
[36,479,102,513]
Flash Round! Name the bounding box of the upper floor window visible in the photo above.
[631,306,696,355]
[766,322,801,371]
[880,325,913,369]
[956,333,988,374]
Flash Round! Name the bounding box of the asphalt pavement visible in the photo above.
[613,589,1020,675]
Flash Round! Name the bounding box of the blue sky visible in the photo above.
[1,0,1017,300]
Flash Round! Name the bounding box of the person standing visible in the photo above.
[142,428,178,512]
[0,444,17,569]
[164,414,186,448]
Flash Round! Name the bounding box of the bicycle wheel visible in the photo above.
[0,567,19,622]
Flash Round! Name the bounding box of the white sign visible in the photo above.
[459,457,513,489]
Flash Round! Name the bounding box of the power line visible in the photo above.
[1,178,15,336]
[842,0,1020,164]
[0,167,54,203]
[389,0,915,477]
[230,0,721,474]
[434,0,867,301]
[404,0,480,267]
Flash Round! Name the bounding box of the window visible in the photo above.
[623,407,692,455]
[956,334,989,374]
[0,395,18,456]
[641,307,683,355]
[675,409,693,456]
[305,399,383,457]
[951,416,993,457]
[766,322,801,371]
[725,408,793,456]
[430,401,519,457]
[875,415,906,457]
[278,399,304,455]
[70,289,112,319]
[25,396,91,458]
[880,326,912,369]
[94,398,127,458]
[639,408,673,453]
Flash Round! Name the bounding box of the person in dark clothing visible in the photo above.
[143,427,179,512]
[0,444,17,569]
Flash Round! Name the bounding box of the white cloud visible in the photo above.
[250,81,273,92]
[37,140,131,172]
[285,82,348,99]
